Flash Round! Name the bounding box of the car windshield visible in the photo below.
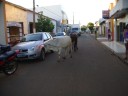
[72,28,78,31]
[21,34,42,42]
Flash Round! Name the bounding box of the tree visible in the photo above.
[36,13,54,32]
[81,25,87,32]
[87,22,94,33]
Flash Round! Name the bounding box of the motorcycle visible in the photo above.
[0,44,19,75]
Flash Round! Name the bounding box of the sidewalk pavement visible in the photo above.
[96,37,128,64]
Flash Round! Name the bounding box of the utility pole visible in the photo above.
[73,12,74,24]
[33,0,36,33]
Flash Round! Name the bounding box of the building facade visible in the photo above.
[110,0,128,42]
[5,1,28,45]
[0,0,6,45]
[0,1,59,45]
[99,18,106,36]
[36,5,68,33]
[27,10,39,34]
[105,3,114,41]
[27,9,57,34]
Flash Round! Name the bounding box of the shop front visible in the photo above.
[6,21,23,46]
[110,10,128,42]
[110,0,128,42]
[5,2,29,46]
[99,18,106,37]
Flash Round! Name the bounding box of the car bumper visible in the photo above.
[16,52,39,60]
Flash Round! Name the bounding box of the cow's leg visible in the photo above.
[64,45,72,59]
[57,48,61,62]
[62,48,66,60]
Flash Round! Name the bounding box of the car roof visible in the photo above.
[26,32,50,35]
[34,32,48,34]
[56,32,64,33]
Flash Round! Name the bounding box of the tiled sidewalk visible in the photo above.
[97,37,127,63]
[102,41,125,53]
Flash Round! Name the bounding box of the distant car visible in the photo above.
[54,32,66,36]
[69,30,81,36]
[12,32,53,60]
[71,28,81,36]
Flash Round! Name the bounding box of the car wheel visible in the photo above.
[39,49,45,61]
[3,61,18,75]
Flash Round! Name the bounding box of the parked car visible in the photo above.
[54,32,67,37]
[11,32,53,60]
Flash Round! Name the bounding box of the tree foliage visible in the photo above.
[36,13,54,32]
[81,25,87,32]
[87,22,94,32]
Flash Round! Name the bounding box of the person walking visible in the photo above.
[124,24,128,60]
[108,29,111,41]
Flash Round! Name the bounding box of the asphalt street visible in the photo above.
[0,33,128,96]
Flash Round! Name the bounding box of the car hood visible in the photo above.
[12,41,43,50]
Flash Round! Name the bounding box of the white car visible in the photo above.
[54,32,67,37]
[12,32,53,60]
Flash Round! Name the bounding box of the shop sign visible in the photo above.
[102,10,110,19]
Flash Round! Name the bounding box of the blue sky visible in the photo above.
[6,0,114,25]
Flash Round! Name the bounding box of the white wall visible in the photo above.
[116,14,128,24]
[27,11,57,33]
[51,20,56,33]
[35,5,69,33]
[27,11,38,34]
[36,5,62,22]
[0,2,6,45]
[125,14,128,24]
[27,11,38,23]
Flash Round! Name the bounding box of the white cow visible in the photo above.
[45,36,72,62]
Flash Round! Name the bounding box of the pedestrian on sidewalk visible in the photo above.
[108,29,111,41]
[124,24,128,60]
[95,29,97,39]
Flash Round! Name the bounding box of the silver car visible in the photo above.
[12,32,53,60]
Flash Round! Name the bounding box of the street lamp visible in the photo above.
[33,0,36,33]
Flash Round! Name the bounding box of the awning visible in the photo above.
[110,8,128,19]
[7,22,21,28]
[99,18,106,25]
[0,0,5,2]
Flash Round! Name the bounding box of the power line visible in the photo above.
[37,6,62,18]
